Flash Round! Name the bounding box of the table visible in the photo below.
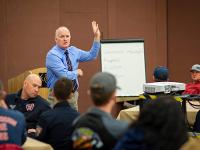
[22,137,53,150]
[180,138,200,150]
[117,102,199,125]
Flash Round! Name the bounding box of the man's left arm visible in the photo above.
[92,21,101,42]
[20,113,27,145]
[36,113,48,142]
[28,100,51,138]
[78,21,101,62]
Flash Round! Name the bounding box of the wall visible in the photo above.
[0,0,167,113]
[0,0,60,87]
[167,0,200,82]
[0,0,6,86]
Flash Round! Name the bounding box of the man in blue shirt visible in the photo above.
[46,21,101,110]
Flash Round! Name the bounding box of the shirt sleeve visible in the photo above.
[183,83,200,94]
[193,111,200,132]
[21,117,27,145]
[42,102,51,111]
[4,94,14,108]
[78,41,100,62]
[102,117,128,138]
[46,52,78,80]
[36,113,49,142]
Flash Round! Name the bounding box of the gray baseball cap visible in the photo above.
[90,72,119,93]
[191,64,200,72]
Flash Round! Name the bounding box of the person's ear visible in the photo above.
[0,99,8,109]
[110,91,116,102]
[52,90,55,97]
[0,90,7,100]
[23,80,28,88]
[87,90,91,96]
[69,92,73,99]
[153,75,155,82]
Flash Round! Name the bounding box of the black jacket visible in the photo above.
[37,101,80,150]
[5,90,51,130]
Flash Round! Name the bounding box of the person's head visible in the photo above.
[55,26,71,49]
[53,77,73,101]
[153,66,169,82]
[89,72,118,106]
[131,96,188,150]
[22,74,42,99]
[190,64,200,82]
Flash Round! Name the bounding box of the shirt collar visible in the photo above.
[16,89,22,98]
[53,101,71,109]
[15,89,37,102]
[87,107,112,119]
[55,45,71,55]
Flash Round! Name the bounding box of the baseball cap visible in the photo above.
[90,72,119,94]
[153,66,169,81]
[190,64,200,72]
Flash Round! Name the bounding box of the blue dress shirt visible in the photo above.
[46,41,100,89]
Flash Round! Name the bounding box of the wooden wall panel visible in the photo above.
[167,0,200,82]
[5,0,60,80]
[108,0,167,82]
[0,0,7,87]
[59,0,108,112]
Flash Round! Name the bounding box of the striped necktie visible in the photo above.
[65,50,78,92]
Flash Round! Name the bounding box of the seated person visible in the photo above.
[5,74,51,137]
[113,96,188,150]
[71,72,128,150]
[153,66,169,82]
[182,64,200,132]
[0,81,26,146]
[183,64,200,95]
[140,66,169,107]
[36,77,80,150]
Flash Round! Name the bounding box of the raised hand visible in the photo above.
[92,21,101,41]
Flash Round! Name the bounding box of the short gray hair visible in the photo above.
[55,26,70,38]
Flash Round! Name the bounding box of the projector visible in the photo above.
[143,82,185,94]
